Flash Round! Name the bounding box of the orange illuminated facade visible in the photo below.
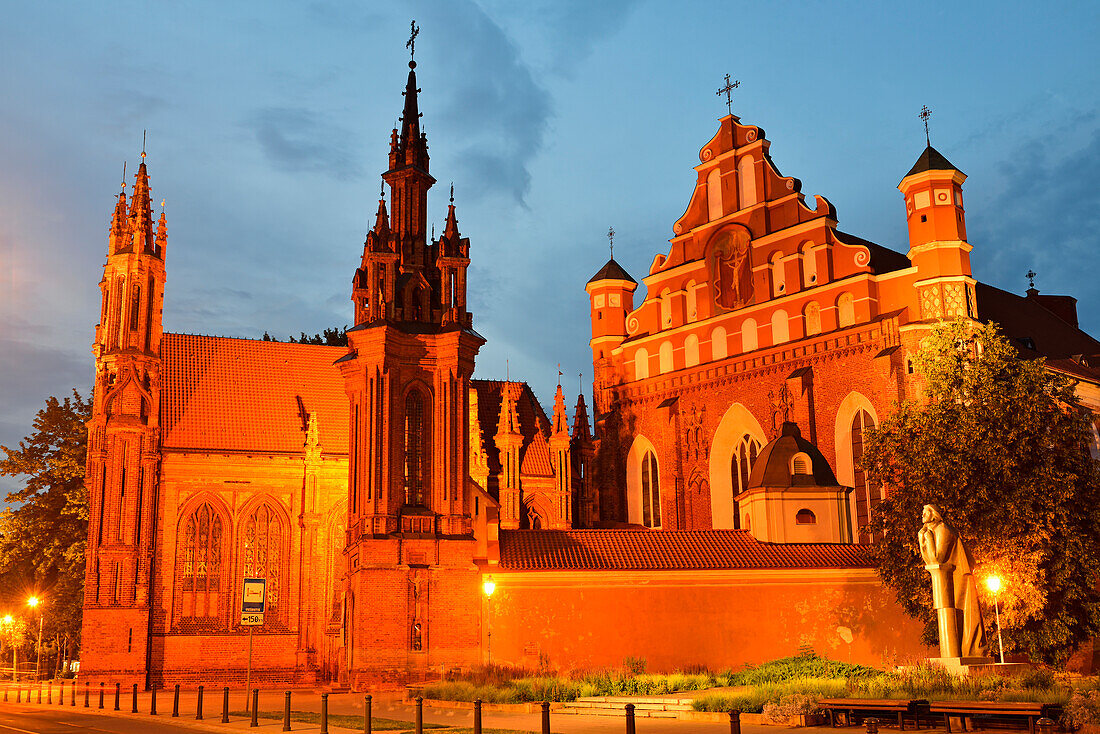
[80,59,1100,687]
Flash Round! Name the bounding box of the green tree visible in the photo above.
[864,320,1100,665]
[0,391,91,672]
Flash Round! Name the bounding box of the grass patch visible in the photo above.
[232,709,445,730]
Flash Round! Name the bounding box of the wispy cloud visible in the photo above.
[246,106,362,180]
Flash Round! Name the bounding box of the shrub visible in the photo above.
[1066,689,1100,730]
[693,691,772,713]
[763,694,820,723]
[623,657,647,675]
[731,654,881,685]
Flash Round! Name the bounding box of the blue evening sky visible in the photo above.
[1,1,1097,493]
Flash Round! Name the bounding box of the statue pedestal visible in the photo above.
[927,656,996,675]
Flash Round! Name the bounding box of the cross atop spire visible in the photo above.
[1027,269,1037,290]
[920,105,932,147]
[717,74,739,115]
[141,129,147,159]
[406,20,419,63]
[607,226,615,259]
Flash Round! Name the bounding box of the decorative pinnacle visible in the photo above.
[380,180,385,199]
[607,226,615,259]
[920,105,932,147]
[407,20,419,65]
[557,363,562,387]
[717,74,739,115]
[450,182,454,204]
[160,198,165,213]
[121,161,127,189]
[141,129,147,160]
[1027,269,1037,290]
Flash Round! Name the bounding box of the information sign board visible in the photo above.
[241,577,266,626]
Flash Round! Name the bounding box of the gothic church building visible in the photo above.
[80,57,1100,686]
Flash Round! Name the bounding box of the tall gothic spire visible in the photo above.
[129,157,154,254]
[551,384,570,436]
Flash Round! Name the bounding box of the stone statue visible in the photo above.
[919,504,987,659]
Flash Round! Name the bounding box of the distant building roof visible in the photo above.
[905,145,962,177]
[498,529,872,571]
[471,380,552,477]
[587,258,636,285]
[976,283,1100,361]
[161,333,349,454]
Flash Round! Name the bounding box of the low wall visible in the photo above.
[486,567,931,671]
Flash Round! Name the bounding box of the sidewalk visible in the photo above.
[0,682,843,734]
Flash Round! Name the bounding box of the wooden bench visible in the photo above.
[819,699,931,730]
[929,701,1062,734]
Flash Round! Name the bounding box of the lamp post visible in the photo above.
[985,576,1005,664]
[482,575,496,666]
[2,616,14,682]
[27,597,42,681]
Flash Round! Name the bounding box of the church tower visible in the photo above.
[586,258,637,415]
[338,47,485,682]
[82,152,166,687]
[898,145,977,321]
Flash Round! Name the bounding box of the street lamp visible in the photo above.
[482,575,496,666]
[27,596,42,681]
[985,576,1005,664]
[0,615,12,682]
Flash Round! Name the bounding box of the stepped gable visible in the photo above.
[499,529,872,571]
[471,379,551,475]
[161,333,348,454]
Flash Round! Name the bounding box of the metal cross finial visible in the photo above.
[1027,269,1037,289]
[578,372,582,396]
[380,180,385,199]
[557,363,562,387]
[920,105,932,147]
[407,20,419,59]
[450,182,454,204]
[121,161,127,189]
[607,226,615,259]
[141,130,147,159]
[717,74,739,115]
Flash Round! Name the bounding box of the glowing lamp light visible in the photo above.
[1,614,11,625]
[26,596,39,609]
[482,576,496,598]
[985,576,1002,594]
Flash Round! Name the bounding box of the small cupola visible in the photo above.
[738,421,853,544]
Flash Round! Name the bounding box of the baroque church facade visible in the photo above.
[80,57,1100,687]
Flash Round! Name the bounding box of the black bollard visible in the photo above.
[71,680,75,706]
[865,717,880,734]
[365,694,372,734]
[2,687,6,702]
[37,683,42,704]
[729,709,741,734]
[84,681,89,707]
[222,686,230,723]
[542,701,551,734]
[172,684,180,717]
[251,688,259,728]
[415,695,423,734]
[132,683,138,713]
[151,685,157,715]
[113,682,120,711]
[15,687,20,703]
[47,681,52,704]
[283,690,292,732]
[474,698,482,734]
[625,703,636,734]
[98,682,105,709]
[196,684,204,720]
[321,692,330,734]
[1038,719,1055,734]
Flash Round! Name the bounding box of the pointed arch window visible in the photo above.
[242,503,283,620]
[851,409,882,542]
[179,502,223,620]
[641,451,661,528]
[404,390,429,506]
[130,282,141,332]
[731,434,761,529]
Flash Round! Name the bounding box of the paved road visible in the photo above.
[0,704,218,734]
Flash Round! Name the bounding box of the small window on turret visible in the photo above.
[920,215,927,223]
[795,509,816,525]
[598,312,603,320]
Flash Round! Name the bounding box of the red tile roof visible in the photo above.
[471,380,552,476]
[520,429,555,477]
[161,333,349,454]
[498,529,874,571]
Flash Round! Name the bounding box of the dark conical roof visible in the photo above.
[747,422,839,489]
[587,258,636,285]
[905,145,962,177]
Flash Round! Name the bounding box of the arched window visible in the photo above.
[684,334,700,368]
[242,503,282,620]
[641,451,662,528]
[711,326,728,360]
[738,155,756,208]
[685,280,698,322]
[791,452,811,475]
[730,434,761,529]
[660,288,673,328]
[111,276,124,349]
[129,283,141,332]
[837,292,855,328]
[801,242,817,287]
[805,301,822,336]
[404,390,428,506]
[179,502,223,620]
[795,509,817,525]
[851,409,881,542]
[770,252,785,297]
[707,168,722,221]
[659,341,674,374]
[740,319,758,352]
[771,309,790,344]
[634,347,650,380]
